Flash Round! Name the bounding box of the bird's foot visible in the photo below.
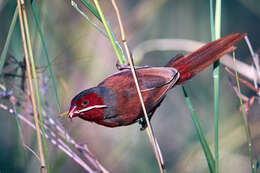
[138,117,148,131]
[116,62,150,71]
[116,61,130,71]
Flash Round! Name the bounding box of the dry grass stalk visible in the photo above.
[17,0,46,172]
[110,0,165,172]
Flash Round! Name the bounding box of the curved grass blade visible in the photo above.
[233,52,256,173]
[182,86,215,173]
[71,1,107,37]
[92,0,127,65]
[73,0,126,65]
[0,7,18,74]
[31,0,61,112]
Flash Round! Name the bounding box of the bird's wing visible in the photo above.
[98,67,179,91]
[98,67,180,123]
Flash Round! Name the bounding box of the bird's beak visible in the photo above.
[67,105,77,120]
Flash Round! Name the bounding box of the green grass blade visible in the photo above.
[182,86,215,173]
[71,1,107,37]
[233,54,255,173]
[31,1,61,112]
[0,7,18,74]
[79,0,101,22]
[75,0,126,65]
[213,62,219,173]
[107,24,126,65]
[210,1,222,173]
[209,0,215,41]
[93,0,127,65]
[27,30,51,173]
[214,0,221,39]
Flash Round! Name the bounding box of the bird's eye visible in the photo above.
[81,99,89,106]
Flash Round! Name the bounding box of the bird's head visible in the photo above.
[67,87,110,121]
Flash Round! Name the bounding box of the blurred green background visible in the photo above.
[0,0,260,172]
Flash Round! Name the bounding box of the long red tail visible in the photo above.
[165,33,246,85]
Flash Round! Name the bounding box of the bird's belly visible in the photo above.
[102,84,170,127]
[96,113,140,127]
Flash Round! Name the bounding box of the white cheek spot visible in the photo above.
[76,105,108,113]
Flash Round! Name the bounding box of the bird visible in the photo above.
[67,33,246,129]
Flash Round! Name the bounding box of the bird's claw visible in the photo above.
[116,60,151,71]
[116,61,130,71]
[138,117,148,131]
[116,63,151,71]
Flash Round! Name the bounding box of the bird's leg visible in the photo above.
[139,110,156,131]
[138,96,166,131]
[116,60,130,71]
[138,117,147,131]
[116,62,150,71]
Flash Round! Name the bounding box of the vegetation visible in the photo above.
[0,1,259,173]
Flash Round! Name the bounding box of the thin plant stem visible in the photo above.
[209,0,215,41]
[182,86,215,173]
[13,104,41,162]
[233,52,255,173]
[225,67,259,94]
[93,0,127,65]
[110,0,164,172]
[75,0,126,64]
[20,1,50,172]
[0,102,99,173]
[31,0,61,112]
[244,36,260,89]
[17,0,46,172]
[214,0,221,39]
[213,63,219,173]
[0,7,18,74]
[71,1,107,38]
[213,1,222,173]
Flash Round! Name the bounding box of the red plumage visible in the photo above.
[68,33,245,129]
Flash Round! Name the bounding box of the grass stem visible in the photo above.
[93,0,127,65]
[31,0,61,112]
[182,86,215,173]
[17,0,47,172]
[209,0,215,41]
[110,0,165,172]
[212,1,222,172]
[233,52,255,173]
[21,1,50,172]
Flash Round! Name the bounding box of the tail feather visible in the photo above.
[165,33,246,84]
